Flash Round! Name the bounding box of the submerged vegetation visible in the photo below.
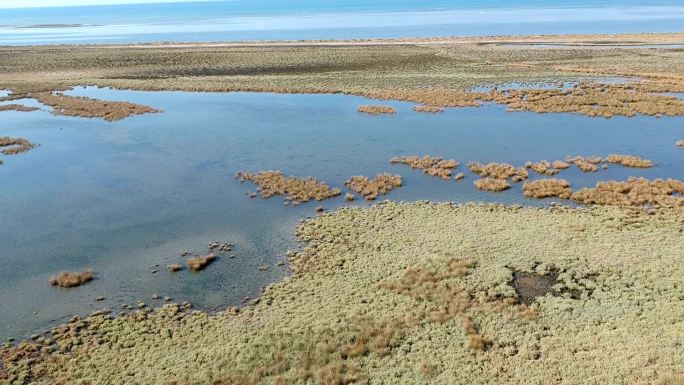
[237,171,341,203]
[390,155,459,180]
[4,202,684,384]
[345,173,402,200]
[48,270,93,288]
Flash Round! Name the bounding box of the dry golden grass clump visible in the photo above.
[605,154,653,168]
[412,105,444,113]
[0,104,39,112]
[481,82,684,118]
[474,177,510,192]
[523,179,572,199]
[167,264,182,272]
[49,270,93,288]
[31,92,160,121]
[565,156,603,172]
[468,161,528,181]
[0,136,35,155]
[571,177,684,207]
[345,173,402,200]
[357,105,396,114]
[187,254,216,271]
[525,160,570,175]
[237,170,341,203]
[391,155,459,180]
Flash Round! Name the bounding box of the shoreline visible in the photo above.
[2,31,684,49]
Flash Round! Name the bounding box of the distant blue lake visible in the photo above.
[0,0,683,45]
[0,86,683,340]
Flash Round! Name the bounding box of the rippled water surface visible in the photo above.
[0,87,683,340]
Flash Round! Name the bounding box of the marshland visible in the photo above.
[1,29,684,385]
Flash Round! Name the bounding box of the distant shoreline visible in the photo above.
[2,31,684,49]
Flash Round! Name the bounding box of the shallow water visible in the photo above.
[0,86,683,341]
[1,1,684,45]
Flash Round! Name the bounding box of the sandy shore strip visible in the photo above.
[2,202,683,384]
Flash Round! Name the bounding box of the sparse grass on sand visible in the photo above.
[4,202,684,384]
[345,173,402,200]
[187,254,216,271]
[237,170,341,204]
[48,270,93,288]
[357,105,396,114]
[0,137,35,155]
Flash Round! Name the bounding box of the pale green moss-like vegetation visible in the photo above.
[3,202,683,384]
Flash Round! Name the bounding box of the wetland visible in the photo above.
[1,33,684,384]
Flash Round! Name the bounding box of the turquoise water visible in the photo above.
[1,0,684,45]
[0,86,683,340]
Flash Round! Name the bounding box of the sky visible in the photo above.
[0,0,213,8]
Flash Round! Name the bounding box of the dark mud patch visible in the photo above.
[511,270,559,305]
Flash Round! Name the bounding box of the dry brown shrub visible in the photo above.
[605,154,653,168]
[657,374,684,385]
[167,264,182,272]
[474,177,510,192]
[552,161,570,170]
[237,171,341,203]
[523,179,572,199]
[32,92,160,121]
[391,155,459,180]
[345,173,402,200]
[468,161,527,181]
[313,360,358,385]
[381,259,490,351]
[412,105,444,113]
[468,334,489,351]
[571,177,684,207]
[49,270,93,288]
[187,254,216,271]
[0,104,39,112]
[357,105,396,114]
[0,137,35,155]
[565,156,602,172]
